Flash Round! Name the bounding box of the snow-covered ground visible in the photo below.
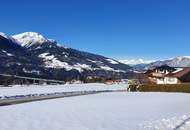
[0,90,190,130]
[0,83,127,97]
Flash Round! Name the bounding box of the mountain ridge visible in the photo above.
[121,56,190,71]
[0,32,134,83]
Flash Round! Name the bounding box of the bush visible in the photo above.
[138,84,190,93]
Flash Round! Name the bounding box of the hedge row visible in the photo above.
[138,84,190,93]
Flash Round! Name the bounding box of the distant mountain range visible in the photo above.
[0,32,134,82]
[119,59,154,65]
[120,56,190,72]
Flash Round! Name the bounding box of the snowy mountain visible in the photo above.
[12,32,52,47]
[0,32,21,45]
[120,56,190,71]
[119,59,154,72]
[0,32,134,82]
[124,56,190,71]
[0,33,47,78]
[146,56,190,69]
[119,59,154,65]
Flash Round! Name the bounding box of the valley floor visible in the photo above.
[0,84,190,130]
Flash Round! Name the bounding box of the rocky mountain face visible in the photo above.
[0,32,134,83]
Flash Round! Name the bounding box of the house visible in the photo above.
[145,65,190,84]
[104,79,128,85]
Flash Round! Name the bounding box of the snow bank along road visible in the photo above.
[0,90,124,106]
[0,83,128,96]
[0,91,190,129]
[0,83,127,106]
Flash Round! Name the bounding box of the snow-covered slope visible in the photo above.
[121,56,190,71]
[145,56,190,70]
[12,32,132,73]
[0,32,21,45]
[119,59,154,65]
[0,32,10,39]
[0,32,134,82]
[0,33,24,52]
[0,33,45,78]
[12,32,52,47]
[165,56,190,67]
[119,59,154,72]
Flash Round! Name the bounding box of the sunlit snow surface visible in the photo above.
[0,83,127,97]
[0,84,190,130]
[12,32,49,47]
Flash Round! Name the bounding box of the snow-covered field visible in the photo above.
[0,83,127,97]
[0,86,190,130]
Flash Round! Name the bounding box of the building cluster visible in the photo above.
[145,65,190,84]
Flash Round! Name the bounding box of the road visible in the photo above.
[0,90,126,106]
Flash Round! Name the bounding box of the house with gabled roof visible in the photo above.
[145,65,190,84]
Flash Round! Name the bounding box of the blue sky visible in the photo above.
[1,0,190,60]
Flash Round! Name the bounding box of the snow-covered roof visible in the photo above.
[166,67,190,78]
